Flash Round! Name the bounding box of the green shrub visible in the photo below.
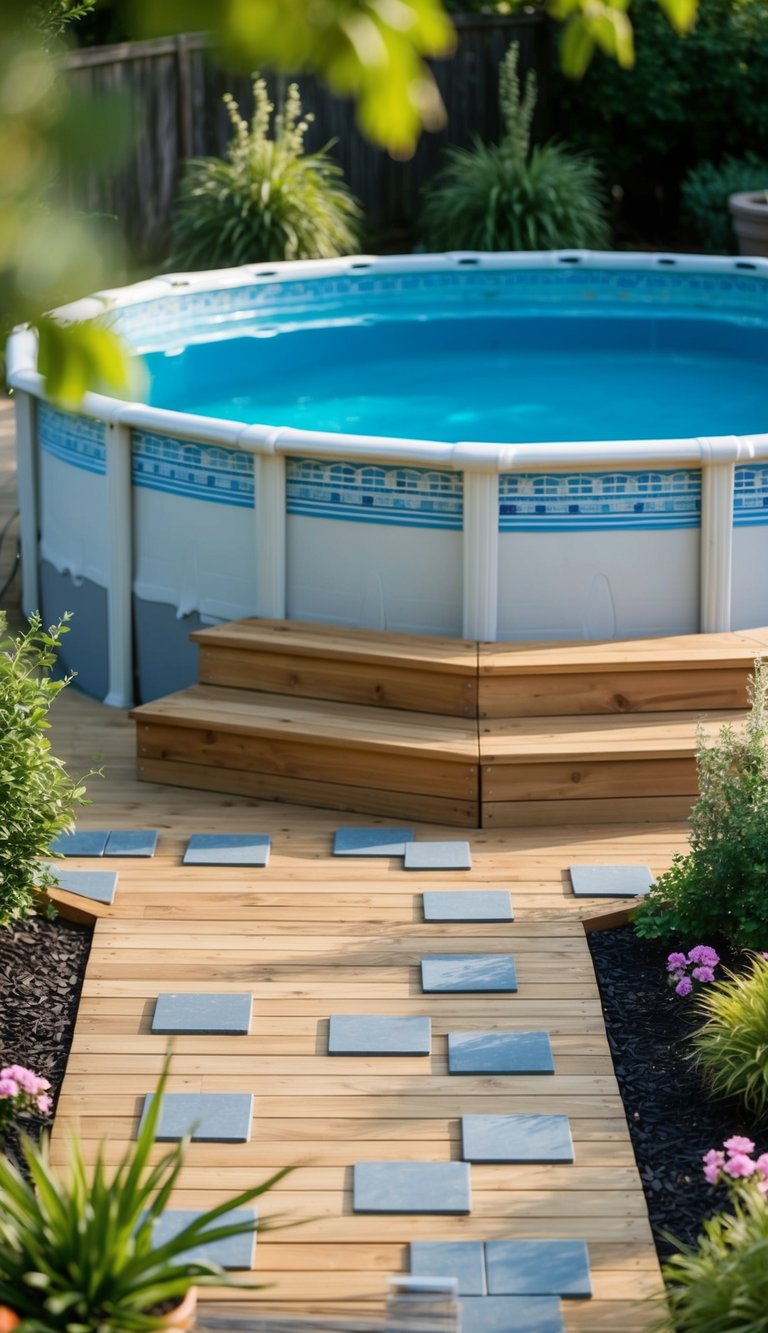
[555,0,768,182]
[658,1184,768,1332]
[681,156,768,253]
[634,659,768,950]
[171,77,361,270]
[421,42,609,252]
[690,954,768,1116]
[0,612,89,926]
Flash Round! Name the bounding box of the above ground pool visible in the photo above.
[8,251,768,706]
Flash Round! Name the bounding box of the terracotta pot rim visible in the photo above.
[729,189,768,210]
[157,1285,198,1329]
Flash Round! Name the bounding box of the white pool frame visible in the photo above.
[8,249,768,707]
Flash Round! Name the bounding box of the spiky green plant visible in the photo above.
[690,953,768,1116]
[0,1056,292,1331]
[421,42,609,252]
[171,77,361,269]
[656,1184,768,1332]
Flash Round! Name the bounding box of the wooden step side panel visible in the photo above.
[483,795,696,826]
[478,666,751,718]
[137,757,478,828]
[198,644,479,717]
[136,721,479,803]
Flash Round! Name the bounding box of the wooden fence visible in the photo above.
[63,14,552,264]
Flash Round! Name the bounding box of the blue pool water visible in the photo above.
[145,313,768,444]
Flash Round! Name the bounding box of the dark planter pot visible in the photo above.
[729,190,768,257]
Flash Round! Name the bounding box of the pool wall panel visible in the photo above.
[286,516,463,636]
[497,529,699,641]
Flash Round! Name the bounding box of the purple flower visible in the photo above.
[724,1135,756,1155]
[675,976,693,997]
[667,952,688,972]
[692,966,715,983]
[687,945,720,968]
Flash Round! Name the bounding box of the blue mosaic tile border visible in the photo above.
[286,458,463,530]
[734,465,768,526]
[109,266,768,349]
[38,403,106,475]
[498,470,701,532]
[132,430,255,507]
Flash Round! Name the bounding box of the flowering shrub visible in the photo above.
[659,1135,768,1330]
[0,1064,52,1137]
[703,1137,768,1193]
[690,953,768,1116]
[667,945,720,997]
[635,659,768,949]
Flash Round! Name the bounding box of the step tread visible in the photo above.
[192,618,477,674]
[479,628,768,675]
[480,708,746,761]
[132,686,479,761]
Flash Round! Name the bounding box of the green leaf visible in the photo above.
[35,317,145,411]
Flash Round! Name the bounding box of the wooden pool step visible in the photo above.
[132,684,747,827]
[192,619,479,718]
[479,629,768,717]
[479,708,742,827]
[192,617,768,719]
[132,686,480,827]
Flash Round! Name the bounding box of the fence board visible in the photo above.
[63,16,552,262]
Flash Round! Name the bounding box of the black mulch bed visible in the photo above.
[0,913,93,1158]
[589,924,768,1261]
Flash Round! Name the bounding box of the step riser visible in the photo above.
[199,645,478,717]
[482,757,697,804]
[137,758,478,828]
[137,723,479,803]
[479,668,749,718]
[484,796,696,826]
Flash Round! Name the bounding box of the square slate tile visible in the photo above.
[46,866,118,904]
[105,829,158,857]
[152,993,252,1036]
[569,864,653,898]
[49,830,109,857]
[460,1296,563,1333]
[404,841,472,871]
[461,1115,574,1164]
[410,1241,486,1295]
[485,1241,591,1299]
[423,891,514,922]
[328,1015,431,1055]
[353,1162,471,1214]
[333,827,414,857]
[152,1208,257,1270]
[183,834,271,867]
[448,1031,554,1075]
[421,955,517,993]
[140,1092,253,1142]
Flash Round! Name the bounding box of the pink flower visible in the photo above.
[724,1136,756,1155]
[703,1149,725,1184]
[36,1094,52,1115]
[0,1078,19,1098]
[692,966,716,983]
[756,1154,768,1180]
[675,976,693,996]
[667,952,688,972]
[724,1153,757,1178]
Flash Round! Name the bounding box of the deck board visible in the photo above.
[39,687,677,1330]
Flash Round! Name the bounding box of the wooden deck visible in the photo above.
[38,686,679,1330]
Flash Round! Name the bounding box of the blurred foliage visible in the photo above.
[681,155,768,254]
[171,77,361,268]
[555,0,768,230]
[422,41,609,250]
[0,5,140,404]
